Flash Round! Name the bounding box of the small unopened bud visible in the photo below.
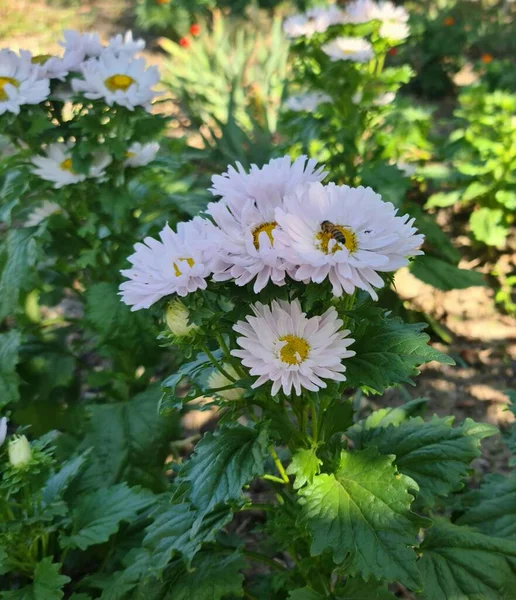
[166,299,198,337]
[0,417,7,447]
[207,364,245,401]
[8,435,32,468]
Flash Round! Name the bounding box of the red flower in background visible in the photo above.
[388,47,398,56]
[179,37,190,48]
[443,16,455,26]
[481,53,493,64]
[190,24,201,36]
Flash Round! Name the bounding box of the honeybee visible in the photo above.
[321,220,346,244]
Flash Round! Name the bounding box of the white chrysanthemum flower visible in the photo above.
[24,201,61,227]
[165,299,198,337]
[344,0,409,41]
[30,53,75,81]
[72,52,159,111]
[59,30,104,60]
[322,37,374,63]
[0,417,7,447]
[119,217,217,311]
[284,91,332,113]
[207,365,245,401]
[232,300,355,396]
[207,156,327,292]
[275,182,424,300]
[31,142,112,188]
[283,5,345,38]
[124,141,159,167]
[0,49,50,115]
[107,31,146,56]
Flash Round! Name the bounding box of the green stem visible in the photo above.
[243,550,287,572]
[263,474,288,485]
[269,445,289,483]
[215,332,247,378]
[199,343,237,382]
[310,399,318,444]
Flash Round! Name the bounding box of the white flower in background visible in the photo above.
[207,365,245,401]
[0,417,7,447]
[0,49,50,115]
[397,161,417,177]
[344,0,409,41]
[31,142,112,188]
[119,217,217,311]
[24,201,61,227]
[8,435,32,468]
[165,299,198,337]
[72,52,159,110]
[207,156,327,292]
[322,37,374,63]
[352,90,395,105]
[283,5,345,38]
[284,91,332,113]
[30,53,72,81]
[275,182,424,300]
[59,30,104,60]
[232,300,355,396]
[107,31,146,56]
[124,141,160,167]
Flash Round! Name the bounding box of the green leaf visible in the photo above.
[165,551,246,599]
[407,204,460,264]
[457,473,516,540]
[298,448,426,589]
[99,549,152,600]
[355,398,428,434]
[144,502,232,570]
[336,577,397,599]
[419,519,516,600]
[425,191,461,208]
[319,398,354,441]
[60,483,154,550]
[183,423,269,514]
[77,385,179,492]
[42,450,91,506]
[33,558,71,600]
[0,330,22,408]
[349,416,497,506]
[470,208,508,247]
[0,229,41,320]
[288,589,325,600]
[287,448,322,490]
[462,182,491,202]
[346,312,454,394]
[411,256,485,291]
[495,190,516,210]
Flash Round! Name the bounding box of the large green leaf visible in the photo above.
[289,578,396,599]
[349,416,497,506]
[0,558,70,600]
[457,474,516,540]
[298,448,427,589]
[410,256,485,291]
[42,450,91,506]
[346,312,454,394]
[60,483,154,550]
[77,385,179,492]
[469,208,508,247]
[183,423,269,514]
[418,519,516,600]
[0,330,22,409]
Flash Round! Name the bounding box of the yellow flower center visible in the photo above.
[31,54,52,65]
[278,335,310,366]
[252,222,276,250]
[173,257,195,277]
[60,158,73,172]
[0,76,20,101]
[317,225,357,255]
[125,151,136,159]
[104,74,135,92]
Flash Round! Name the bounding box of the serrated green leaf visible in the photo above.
[42,450,91,506]
[33,558,71,600]
[183,423,269,514]
[457,474,516,540]
[319,398,354,441]
[425,191,461,208]
[355,398,428,434]
[336,577,397,599]
[60,483,154,550]
[287,448,322,490]
[411,256,485,291]
[349,416,497,506]
[99,549,152,600]
[470,208,508,247]
[419,519,516,600]
[0,330,22,408]
[346,313,454,394]
[298,448,426,589]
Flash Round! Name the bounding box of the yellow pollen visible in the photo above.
[252,222,276,250]
[173,257,195,277]
[0,76,20,101]
[104,74,135,92]
[125,151,136,159]
[317,225,357,255]
[31,54,52,65]
[60,158,73,172]
[278,335,310,366]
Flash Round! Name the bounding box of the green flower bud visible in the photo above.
[166,299,198,337]
[207,364,245,401]
[8,435,32,468]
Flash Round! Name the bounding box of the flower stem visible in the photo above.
[199,343,237,382]
[310,399,318,444]
[269,445,289,483]
[215,332,247,378]
[243,550,287,572]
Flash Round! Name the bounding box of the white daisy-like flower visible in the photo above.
[107,31,146,56]
[284,91,332,113]
[0,417,7,447]
[322,37,374,63]
[232,300,355,396]
[207,156,327,292]
[124,141,159,167]
[283,5,345,38]
[119,217,217,311]
[59,30,104,60]
[275,182,424,300]
[72,52,159,111]
[24,200,61,227]
[0,49,50,115]
[344,0,409,41]
[31,142,112,188]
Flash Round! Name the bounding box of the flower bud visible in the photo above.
[0,417,7,447]
[8,435,32,468]
[166,299,198,337]
[207,364,245,401]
